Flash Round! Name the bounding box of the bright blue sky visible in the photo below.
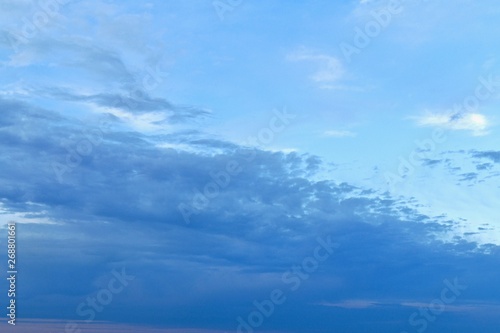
[0,0,500,332]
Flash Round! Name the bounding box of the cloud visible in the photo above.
[421,158,442,167]
[413,111,490,136]
[317,299,380,309]
[33,87,211,125]
[287,48,344,85]
[323,130,357,138]
[1,100,499,330]
[471,150,500,163]
[318,299,500,313]
[433,150,500,185]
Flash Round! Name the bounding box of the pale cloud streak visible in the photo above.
[413,111,490,136]
[318,299,500,313]
[323,130,357,138]
[317,299,379,309]
[287,48,344,86]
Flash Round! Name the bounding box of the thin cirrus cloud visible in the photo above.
[287,48,345,86]
[323,130,357,138]
[413,111,490,136]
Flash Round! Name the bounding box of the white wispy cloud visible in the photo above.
[323,130,357,138]
[287,48,344,85]
[413,111,490,136]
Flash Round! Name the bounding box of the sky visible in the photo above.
[0,0,499,332]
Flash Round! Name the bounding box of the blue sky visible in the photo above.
[0,0,500,332]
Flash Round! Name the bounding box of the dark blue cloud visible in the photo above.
[0,99,499,332]
[471,150,500,163]
[34,86,211,121]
